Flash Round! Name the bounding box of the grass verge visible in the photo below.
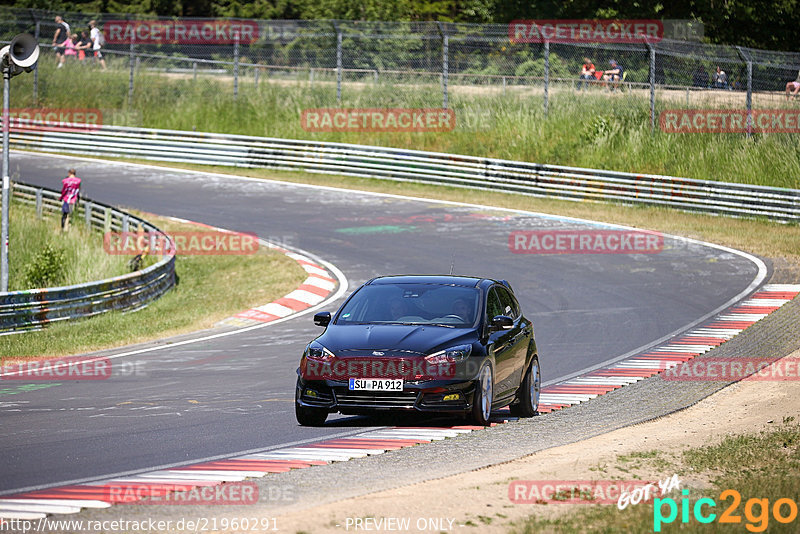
[0,208,307,360]
[9,59,800,189]
[510,417,800,533]
[8,198,136,291]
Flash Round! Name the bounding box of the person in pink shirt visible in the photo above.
[59,33,79,66]
[60,169,81,231]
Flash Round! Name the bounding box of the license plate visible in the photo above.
[348,378,403,391]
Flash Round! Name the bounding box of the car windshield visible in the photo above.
[336,283,481,327]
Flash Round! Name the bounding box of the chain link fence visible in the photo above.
[2,8,800,134]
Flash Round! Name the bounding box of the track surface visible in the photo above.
[0,153,762,494]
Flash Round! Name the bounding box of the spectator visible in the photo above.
[77,30,92,61]
[602,59,623,91]
[712,66,728,89]
[89,20,107,70]
[578,57,595,90]
[60,34,79,65]
[60,169,81,231]
[52,15,70,68]
[786,69,800,100]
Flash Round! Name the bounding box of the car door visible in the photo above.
[485,286,518,400]
[495,286,528,394]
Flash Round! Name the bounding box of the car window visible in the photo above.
[336,283,480,326]
[495,286,518,320]
[486,288,504,321]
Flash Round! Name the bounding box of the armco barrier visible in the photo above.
[8,123,800,223]
[0,182,176,334]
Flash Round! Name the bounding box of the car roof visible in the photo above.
[367,275,484,288]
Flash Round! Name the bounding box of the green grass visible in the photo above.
[510,419,800,533]
[10,58,800,189]
[8,199,135,291]
[0,208,307,360]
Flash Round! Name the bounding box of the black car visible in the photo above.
[295,275,540,426]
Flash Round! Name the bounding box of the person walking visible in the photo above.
[60,169,81,231]
[89,20,107,70]
[52,15,70,68]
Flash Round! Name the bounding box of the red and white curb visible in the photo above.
[2,285,796,520]
[156,216,339,328]
[219,248,338,328]
[537,284,800,413]
[0,425,509,519]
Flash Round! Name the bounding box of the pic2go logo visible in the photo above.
[654,489,799,532]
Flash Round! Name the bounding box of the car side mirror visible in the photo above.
[490,315,514,331]
[314,312,331,327]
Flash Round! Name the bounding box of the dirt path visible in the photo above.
[272,349,800,533]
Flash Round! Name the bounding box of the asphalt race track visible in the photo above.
[0,152,765,495]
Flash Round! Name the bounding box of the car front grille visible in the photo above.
[333,389,420,409]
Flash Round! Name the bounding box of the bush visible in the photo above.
[24,244,66,288]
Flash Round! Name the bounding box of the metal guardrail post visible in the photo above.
[35,188,42,218]
[543,40,549,117]
[85,201,92,228]
[122,214,129,232]
[104,207,111,232]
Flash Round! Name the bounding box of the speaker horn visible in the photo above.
[8,33,39,69]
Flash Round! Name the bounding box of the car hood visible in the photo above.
[318,324,476,356]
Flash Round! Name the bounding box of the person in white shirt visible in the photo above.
[89,20,107,70]
[786,69,800,100]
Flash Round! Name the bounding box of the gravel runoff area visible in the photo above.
[43,260,800,534]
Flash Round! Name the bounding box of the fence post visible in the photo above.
[309,68,314,86]
[437,22,449,109]
[333,22,342,104]
[233,31,240,99]
[647,40,655,132]
[193,61,197,81]
[85,201,92,229]
[543,40,549,117]
[736,46,753,138]
[128,36,135,102]
[254,67,259,89]
[33,20,40,106]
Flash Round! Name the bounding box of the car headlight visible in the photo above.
[305,343,336,362]
[424,344,472,365]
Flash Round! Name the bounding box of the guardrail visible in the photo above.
[0,182,176,334]
[8,123,800,223]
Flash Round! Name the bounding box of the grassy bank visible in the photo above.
[10,59,800,189]
[511,418,800,533]
[9,199,135,291]
[0,209,307,360]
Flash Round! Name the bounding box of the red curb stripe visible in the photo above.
[673,337,728,344]
[173,465,292,473]
[330,438,430,445]
[751,292,798,299]
[235,309,280,322]
[543,385,620,393]
[298,284,332,297]
[302,442,407,450]
[183,459,323,468]
[274,297,311,311]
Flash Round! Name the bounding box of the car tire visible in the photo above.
[471,362,494,426]
[510,356,540,418]
[295,383,328,426]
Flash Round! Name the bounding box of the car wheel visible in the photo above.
[471,363,493,426]
[295,382,328,426]
[510,356,540,418]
